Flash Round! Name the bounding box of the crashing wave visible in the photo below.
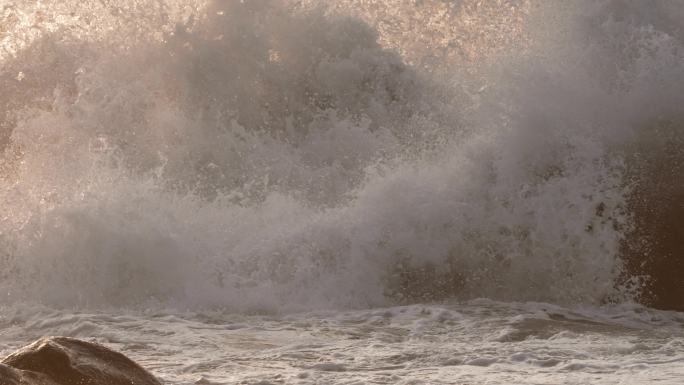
[0,0,683,311]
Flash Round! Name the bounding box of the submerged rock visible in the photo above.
[1,337,161,385]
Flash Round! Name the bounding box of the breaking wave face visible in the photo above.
[1,0,684,312]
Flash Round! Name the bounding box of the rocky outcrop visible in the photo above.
[620,127,684,311]
[1,337,161,385]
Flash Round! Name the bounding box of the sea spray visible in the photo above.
[0,0,683,311]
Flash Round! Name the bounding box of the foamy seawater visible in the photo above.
[1,301,683,384]
[2,0,684,383]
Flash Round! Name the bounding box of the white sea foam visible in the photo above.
[3,5,684,384]
[1,0,684,315]
[1,300,683,384]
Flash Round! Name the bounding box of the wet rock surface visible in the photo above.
[621,130,684,311]
[0,363,59,385]
[1,337,161,385]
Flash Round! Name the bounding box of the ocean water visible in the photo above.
[1,0,683,383]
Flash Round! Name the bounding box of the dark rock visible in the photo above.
[1,337,162,385]
[620,126,684,311]
[0,363,58,385]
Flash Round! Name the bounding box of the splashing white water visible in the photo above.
[1,0,684,312]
